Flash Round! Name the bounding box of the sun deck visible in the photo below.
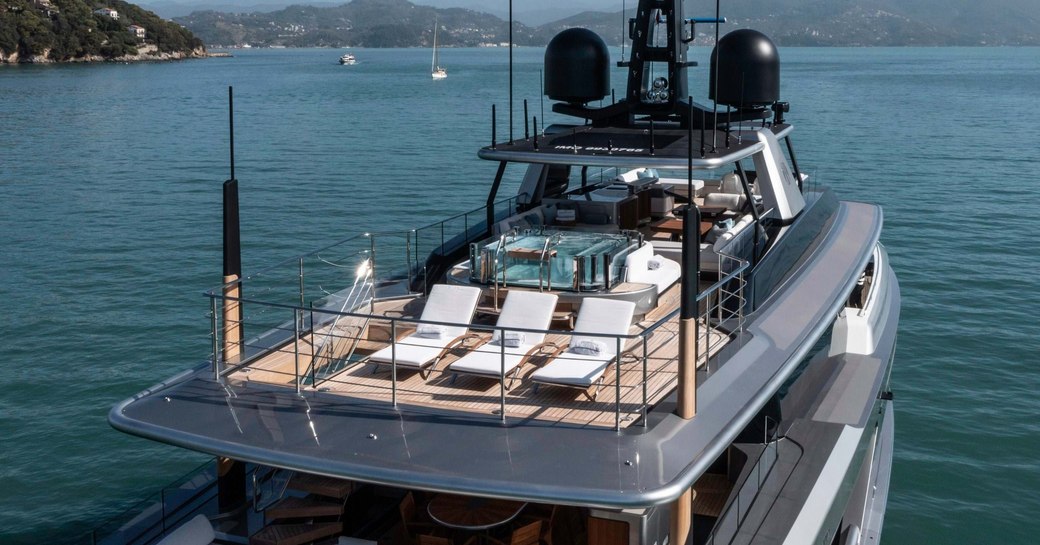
[227,284,731,429]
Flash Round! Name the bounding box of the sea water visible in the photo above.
[1,47,1039,543]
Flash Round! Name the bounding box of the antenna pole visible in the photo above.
[228,86,235,181]
[621,0,626,59]
[524,99,530,139]
[222,86,243,366]
[509,0,514,141]
[539,69,545,134]
[712,0,720,152]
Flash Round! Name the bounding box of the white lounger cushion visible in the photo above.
[531,298,636,388]
[369,284,482,368]
[528,350,617,387]
[489,291,559,346]
[449,291,559,377]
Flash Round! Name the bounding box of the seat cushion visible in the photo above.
[369,335,452,368]
[531,350,613,387]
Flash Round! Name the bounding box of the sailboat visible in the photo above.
[431,18,447,79]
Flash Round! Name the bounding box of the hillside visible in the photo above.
[0,0,206,63]
[175,0,1040,48]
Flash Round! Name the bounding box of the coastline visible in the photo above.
[0,45,209,65]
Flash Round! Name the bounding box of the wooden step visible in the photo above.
[692,473,732,518]
[266,496,343,521]
[249,521,343,545]
[288,473,354,499]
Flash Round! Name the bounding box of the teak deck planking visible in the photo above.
[228,284,730,429]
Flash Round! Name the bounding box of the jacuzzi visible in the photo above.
[469,229,638,292]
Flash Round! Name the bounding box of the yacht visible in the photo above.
[104,2,898,544]
[339,53,357,66]
[431,18,446,79]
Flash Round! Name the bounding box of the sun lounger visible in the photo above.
[368,284,483,378]
[448,290,560,388]
[529,298,637,400]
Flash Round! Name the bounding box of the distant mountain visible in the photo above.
[139,0,602,23]
[175,0,1040,48]
[0,0,205,63]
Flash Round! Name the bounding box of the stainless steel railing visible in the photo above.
[207,252,750,432]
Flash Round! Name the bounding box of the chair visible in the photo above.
[369,285,483,378]
[529,299,637,400]
[448,291,560,389]
[477,520,542,545]
[519,505,557,545]
[399,492,444,543]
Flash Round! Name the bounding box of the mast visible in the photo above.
[432,17,439,72]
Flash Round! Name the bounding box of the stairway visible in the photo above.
[249,474,354,545]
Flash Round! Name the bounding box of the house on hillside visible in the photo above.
[33,0,58,14]
[128,25,146,39]
[94,7,118,20]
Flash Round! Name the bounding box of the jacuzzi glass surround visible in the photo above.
[469,228,640,292]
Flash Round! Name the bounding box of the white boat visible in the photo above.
[339,53,356,65]
[104,2,899,545]
[431,17,446,79]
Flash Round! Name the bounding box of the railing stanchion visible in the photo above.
[500,333,507,422]
[211,297,220,380]
[391,320,397,407]
[293,308,301,394]
[406,230,412,289]
[642,336,648,427]
[615,336,622,431]
[298,257,305,311]
[369,234,376,282]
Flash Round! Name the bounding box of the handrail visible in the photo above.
[208,257,751,432]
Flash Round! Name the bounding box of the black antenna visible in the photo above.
[621,0,626,59]
[698,107,707,156]
[228,86,235,181]
[726,106,731,147]
[524,99,530,139]
[508,0,514,141]
[712,0,721,152]
[491,104,497,149]
[687,94,694,200]
[738,72,744,144]
[533,117,539,149]
[223,86,241,281]
[539,69,545,134]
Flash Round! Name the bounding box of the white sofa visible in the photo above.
[624,242,681,294]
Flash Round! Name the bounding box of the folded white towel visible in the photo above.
[502,331,526,348]
[570,339,605,356]
[415,324,445,339]
[647,257,662,271]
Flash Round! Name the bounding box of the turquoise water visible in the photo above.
[2,47,1039,543]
